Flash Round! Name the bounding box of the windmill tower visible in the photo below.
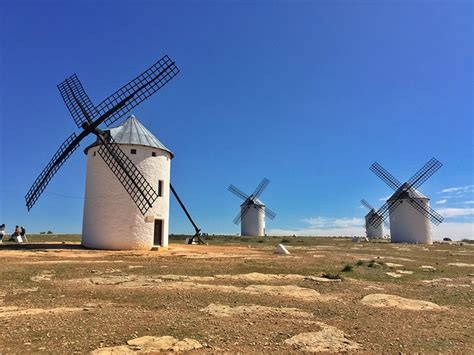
[367,158,444,244]
[25,55,182,250]
[82,115,173,249]
[228,178,276,237]
[360,199,385,239]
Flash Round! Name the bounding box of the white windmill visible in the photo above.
[26,55,205,250]
[360,199,386,239]
[228,178,276,237]
[82,115,173,250]
[367,158,444,244]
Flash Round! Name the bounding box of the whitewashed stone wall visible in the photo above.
[241,204,265,237]
[389,198,432,244]
[82,144,171,250]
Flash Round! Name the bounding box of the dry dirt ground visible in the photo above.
[0,236,473,354]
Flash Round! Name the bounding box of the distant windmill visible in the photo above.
[368,158,444,244]
[360,199,388,239]
[228,178,276,237]
[25,55,204,249]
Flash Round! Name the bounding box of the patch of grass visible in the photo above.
[341,264,353,272]
[356,260,364,266]
[280,238,291,244]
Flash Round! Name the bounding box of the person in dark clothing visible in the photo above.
[11,225,21,242]
[20,226,28,242]
[0,224,5,242]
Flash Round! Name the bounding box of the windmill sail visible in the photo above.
[96,55,180,127]
[97,134,159,215]
[25,54,179,213]
[25,133,81,210]
[58,74,97,128]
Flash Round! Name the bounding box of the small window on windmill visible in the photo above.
[158,180,163,197]
[131,149,137,155]
[93,151,96,157]
[152,152,156,157]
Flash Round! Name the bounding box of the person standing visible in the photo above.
[0,224,5,243]
[20,226,27,242]
[12,225,21,242]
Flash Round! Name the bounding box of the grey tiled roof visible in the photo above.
[84,115,173,157]
[387,182,428,201]
[241,197,265,207]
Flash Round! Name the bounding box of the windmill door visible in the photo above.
[153,219,163,246]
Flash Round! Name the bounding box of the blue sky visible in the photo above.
[0,0,473,239]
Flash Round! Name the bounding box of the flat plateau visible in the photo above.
[0,235,472,353]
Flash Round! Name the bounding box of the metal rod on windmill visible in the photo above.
[367,158,444,244]
[228,178,276,237]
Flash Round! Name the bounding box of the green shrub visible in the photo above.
[341,264,353,272]
[280,238,291,244]
[356,260,364,266]
[47,231,53,234]
[367,260,376,268]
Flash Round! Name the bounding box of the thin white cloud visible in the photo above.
[301,216,364,229]
[438,185,474,194]
[465,201,474,205]
[269,216,366,237]
[435,199,447,205]
[437,208,474,218]
[269,226,365,237]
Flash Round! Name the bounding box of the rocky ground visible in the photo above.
[0,236,473,353]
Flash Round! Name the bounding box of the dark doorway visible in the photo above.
[154,219,163,246]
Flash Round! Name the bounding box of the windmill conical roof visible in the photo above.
[365,209,381,218]
[387,182,428,202]
[241,197,265,207]
[84,115,173,157]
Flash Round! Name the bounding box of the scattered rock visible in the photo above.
[364,285,385,291]
[385,262,404,268]
[91,345,135,354]
[159,275,215,282]
[89,275,141,286]
[0,306,83,319]
[128,265,144,269]
[170,338,204,351]
[420,265,436,271]
[92,336,202,354]
[285,322,360,352]
[31,270,55,282]
[360,294,446,311]
[274,244,291,255]
[386,272,402,278]
[215,272,303,282]
[305,276,341,283]
[448,263,474,267]
[243,284,336,301]
[200,303,313,318]
[421,278,453,284]
[396,270,413,275]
